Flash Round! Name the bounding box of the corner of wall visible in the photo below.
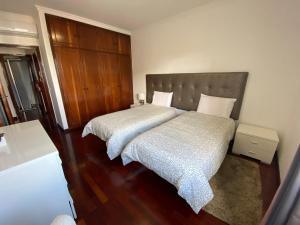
[278,105,300,180]
[34,6,69,129]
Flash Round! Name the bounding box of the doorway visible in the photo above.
[0,46,56,130]
[4,56,42,121]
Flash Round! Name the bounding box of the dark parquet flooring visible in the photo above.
[46,126,280,225]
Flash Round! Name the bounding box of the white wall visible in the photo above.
[278,102,300,179]
[131,0,300,179]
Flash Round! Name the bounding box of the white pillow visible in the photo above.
[152,91,173,107]
[197,94,236,118]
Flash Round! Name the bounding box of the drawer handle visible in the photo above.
[250,140,259,145]
[248,151,257,155]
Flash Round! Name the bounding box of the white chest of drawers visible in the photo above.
[0,121,76,225]
[233,123,279,164]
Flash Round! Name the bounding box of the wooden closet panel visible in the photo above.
[46,14,79,47]
[97,29,119,53]
[80,50,106,120]
[52,46,86,128]
[98,53,121,113]
[118,34,131,55]
[46,14,133,129]
[77,24,98,51]
[119,55,133,109]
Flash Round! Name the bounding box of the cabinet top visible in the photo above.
[0,120,57,173]
[237,123,279,142]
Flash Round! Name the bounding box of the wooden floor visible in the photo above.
[47,126,280,225]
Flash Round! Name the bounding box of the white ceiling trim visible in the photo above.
[35,5,131,35]
[0,34,39,46]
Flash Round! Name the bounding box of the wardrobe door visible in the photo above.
[80,50,106,121]
[77,23,98,51]
[98,53,121,113]
[97,29,119,53]
[46,14,79,47]
[118,34,131,55]
[119,55,133,109]
[52,46,85,128]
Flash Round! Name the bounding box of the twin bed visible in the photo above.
[82,72,248,213]
[82,104,178,159]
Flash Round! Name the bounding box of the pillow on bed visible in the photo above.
[152,91,173,107]
[197,94,236,118]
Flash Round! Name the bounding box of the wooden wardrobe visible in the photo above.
[45,14,133,129]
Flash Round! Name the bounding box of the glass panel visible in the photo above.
[8,59,37,110]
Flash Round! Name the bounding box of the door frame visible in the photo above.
[32,48,57,130]
[0,46,57,129]
[0,56,18,123]
[0,63,14,124]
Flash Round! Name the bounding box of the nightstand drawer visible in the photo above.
[233,133,278,163]
[236,133,277,152]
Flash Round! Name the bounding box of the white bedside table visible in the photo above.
[233,123,279,164]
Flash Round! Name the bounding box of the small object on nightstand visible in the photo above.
[137,93,145,105]
[233,123,279,164]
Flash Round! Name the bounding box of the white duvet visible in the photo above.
[121,111,235,213]
[82,104,177,159]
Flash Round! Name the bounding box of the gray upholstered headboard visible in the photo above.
[146,72,248,120]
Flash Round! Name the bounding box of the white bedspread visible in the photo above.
[121,111,235,213]
[82,104,177,159]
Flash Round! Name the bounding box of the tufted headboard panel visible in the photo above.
[146,72,248,120]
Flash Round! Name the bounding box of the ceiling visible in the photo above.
[0,0,211,30]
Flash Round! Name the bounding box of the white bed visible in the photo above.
[82,104,178,159]
[121,111,235,213]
